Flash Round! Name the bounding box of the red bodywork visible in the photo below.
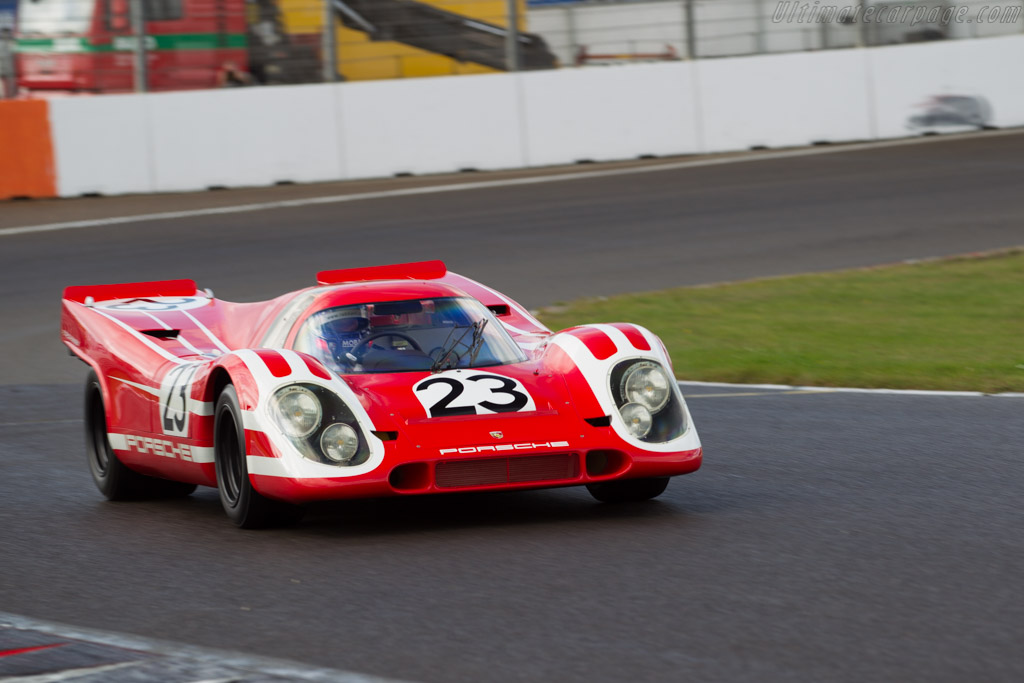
[61,261,702,504]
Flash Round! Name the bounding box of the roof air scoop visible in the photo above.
[317,260,447,286]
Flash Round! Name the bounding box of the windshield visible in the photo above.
[294,297,527,375]
[17,0,92,36]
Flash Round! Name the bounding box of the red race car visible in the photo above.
[61,260,702,528]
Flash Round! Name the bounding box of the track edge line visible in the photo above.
[677,380,1022,398]
[0,611,412,683]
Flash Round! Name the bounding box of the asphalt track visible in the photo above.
[1,131,1023,682]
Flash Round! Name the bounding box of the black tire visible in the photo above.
[214,384,303,528]
[85,371,196,500]
[586,477,670,503]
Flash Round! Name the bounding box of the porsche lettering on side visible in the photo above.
[120,435,195,461]
[61,260,702,528]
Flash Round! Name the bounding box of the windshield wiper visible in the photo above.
[467,319,488,367]
[430,323,474,373]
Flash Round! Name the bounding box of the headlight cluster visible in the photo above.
[611,360,687,442]
[270,384,368,466]
[272,386,321,438]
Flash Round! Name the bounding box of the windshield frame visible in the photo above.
[292,296,527,375]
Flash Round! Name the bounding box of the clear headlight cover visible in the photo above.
[320,423,360,463]
[271,385,322,438]
[621,361,672,413]
[619,402,653,439]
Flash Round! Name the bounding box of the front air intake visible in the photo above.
[436,454,579,489]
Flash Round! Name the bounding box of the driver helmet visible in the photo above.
[314,307,370,364]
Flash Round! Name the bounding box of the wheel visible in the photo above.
[586,477,670,503]
[84,370,196,500]
[214,384,303,528]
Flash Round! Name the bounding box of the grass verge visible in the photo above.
[536,249,1024,393]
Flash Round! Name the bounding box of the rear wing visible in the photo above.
[63,279,197,305]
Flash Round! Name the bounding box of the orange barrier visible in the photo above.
[0,100,57,200]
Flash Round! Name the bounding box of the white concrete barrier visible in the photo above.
[518,62,701,166]
[868,35,1024,138]
[338,74,524,178]
[148,84,344,192]
[50,95,155,197]
[696,49,875,152]
[37,34,1024,198]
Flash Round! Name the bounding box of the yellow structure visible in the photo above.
[279,0,528,81]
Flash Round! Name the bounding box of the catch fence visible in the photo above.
[2,0,1022,96]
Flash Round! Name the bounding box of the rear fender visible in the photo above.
[62,299,172,434]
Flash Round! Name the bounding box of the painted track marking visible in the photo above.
[0,660,141,682]
[2,129,1022,239]
[686,389,837,399]
[0,419,83,427]
[0,612,410,683]
[0,644,66,658]
[678,380,1024,398]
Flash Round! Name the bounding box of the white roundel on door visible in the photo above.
[413,370,537,418]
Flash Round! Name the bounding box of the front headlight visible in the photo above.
[610,359,687,443]
[268,383,370,467]
[620,361,671,413]
[320,423,360,463]
[620,402,653,439]
[271,385,322,438]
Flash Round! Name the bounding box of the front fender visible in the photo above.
[542,323,701,454]
[216,349,388,491]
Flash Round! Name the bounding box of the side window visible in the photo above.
[261,290,320,348]
[292,319,313,355]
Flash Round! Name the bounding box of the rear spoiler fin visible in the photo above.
[317,260,446,286]
[63,279,197,304]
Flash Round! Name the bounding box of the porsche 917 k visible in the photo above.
[61,260,702,528]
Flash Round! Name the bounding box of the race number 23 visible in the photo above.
[159,364,200,436]
[413,371,536,418]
